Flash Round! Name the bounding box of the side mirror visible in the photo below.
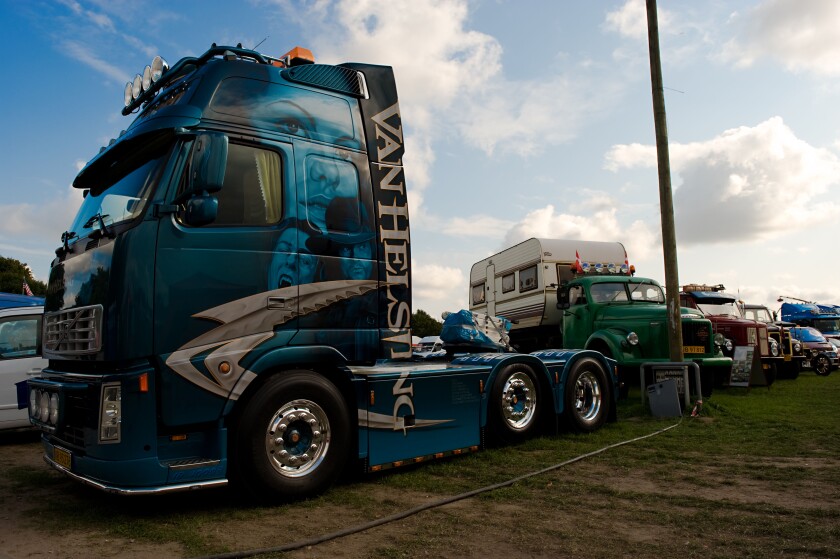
[557,286,570,310]
[191,132,228,195]
[183,193,218,227]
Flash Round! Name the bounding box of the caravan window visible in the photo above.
[472,283,486,304]
[519,265,537,292]
[502,273,515,293]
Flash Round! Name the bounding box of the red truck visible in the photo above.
[680,284,780,387]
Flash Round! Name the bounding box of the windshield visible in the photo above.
[697,300,741,318]
[792,327,826,343]
[813,318,840,333]
[66,135,172,244]
[745,307,772,322]
[589,281,663,304]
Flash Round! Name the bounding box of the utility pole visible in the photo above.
[646,0,684,362]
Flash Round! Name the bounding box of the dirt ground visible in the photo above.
[2,424,839,559]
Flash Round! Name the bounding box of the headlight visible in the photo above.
[49,393,60,425]
[793,341,802,353]
[626,332,639,346]
[725,339,734,352]
[714,333,725,346]
[811,349,819,357]
[29,389,38,418]
[38,391,50,422]
[769,339,780,357]
[99,383,122,443]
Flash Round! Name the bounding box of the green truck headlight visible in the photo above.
[99,383,122,443]
[626,332,639,346]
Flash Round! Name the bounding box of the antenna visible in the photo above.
[253,37,268,50]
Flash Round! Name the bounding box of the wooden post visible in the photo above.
[646,0,684,362]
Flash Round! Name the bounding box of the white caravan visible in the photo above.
[469,238,629,331]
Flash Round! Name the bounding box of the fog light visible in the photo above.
[99,383,122,443]
[151,55,168,82]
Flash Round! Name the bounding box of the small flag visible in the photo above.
[574,250,584,274]
[22,280,33,296]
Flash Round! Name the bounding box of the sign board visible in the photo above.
[729,346,755,387]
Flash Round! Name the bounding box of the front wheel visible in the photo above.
[563,357,610,433]
[232,370,351,500]
[487,364,541,444]
[813,354,831,376]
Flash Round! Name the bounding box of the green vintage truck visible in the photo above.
[470,241,731,397]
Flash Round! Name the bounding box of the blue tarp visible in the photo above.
[440,309,511,352]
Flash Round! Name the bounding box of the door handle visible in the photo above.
[268,297,287,309]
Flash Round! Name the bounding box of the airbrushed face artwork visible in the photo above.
[164,78,387,398]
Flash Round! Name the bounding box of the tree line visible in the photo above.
[0,256,47,296]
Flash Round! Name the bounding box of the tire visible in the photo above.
[813,354,831,376]
[563,357,610,433]
[487,364,541,444]
[231,370,350,500]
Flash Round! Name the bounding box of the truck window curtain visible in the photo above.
[255,150,281,223]
[209,144,283,227]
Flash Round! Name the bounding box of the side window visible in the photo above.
[519,265,537,292]
[472,283,486,305]
[0,315,42,359]
[568,285,586,306]
[502,273,515,293]
[182,143,282,227]
[302,155,366,235]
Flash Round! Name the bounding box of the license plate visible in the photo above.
[53,446,72,470]
[683,345,704,354]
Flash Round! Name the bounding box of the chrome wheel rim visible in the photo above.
[501,372,537,430]
[574,371,602,423]
[265,399,330,478]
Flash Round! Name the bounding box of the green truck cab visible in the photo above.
[556,275,731,396]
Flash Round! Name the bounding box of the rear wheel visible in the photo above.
[488,364,541,444]
[563,357,610,433]
[232,370,350,500]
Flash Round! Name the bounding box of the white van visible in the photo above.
[0,305,46,430]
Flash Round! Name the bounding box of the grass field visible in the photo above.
[2,371,839,558]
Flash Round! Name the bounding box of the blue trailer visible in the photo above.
[24,44,618,499]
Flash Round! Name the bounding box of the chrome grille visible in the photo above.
[43,305,103,357]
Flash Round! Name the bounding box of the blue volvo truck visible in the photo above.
[25,44,618,499]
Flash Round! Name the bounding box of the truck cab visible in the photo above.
[781,302,840,341]
[743,303,805,379]
[556,274,731,396]
[680,285,780,386]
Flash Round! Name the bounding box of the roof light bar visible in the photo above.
[123,55,170,110]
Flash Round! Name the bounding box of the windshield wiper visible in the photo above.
[82,213,113,238]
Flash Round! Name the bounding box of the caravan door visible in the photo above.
[486,263,496,316]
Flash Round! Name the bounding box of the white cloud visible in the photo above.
[412,259,466,319]
[62,40,129,83]
[606,117,840,245]
[500,197,657,262]
[721,0,840,76]
[0,186,83,244]
[604,0,675,40]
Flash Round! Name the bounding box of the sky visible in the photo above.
[2,0,840,321]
